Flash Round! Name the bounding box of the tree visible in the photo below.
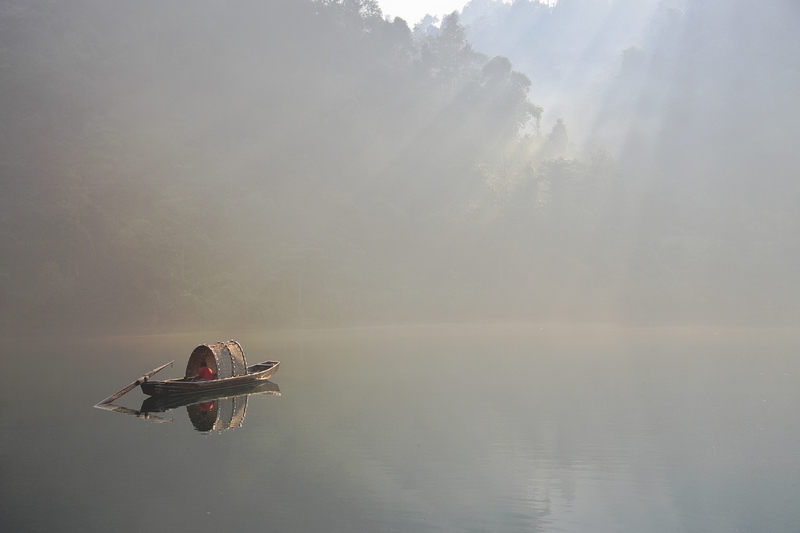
[541,118,569,158]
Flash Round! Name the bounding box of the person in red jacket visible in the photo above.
[198,361,216,381]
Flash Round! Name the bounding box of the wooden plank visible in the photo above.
[95,360,174,406]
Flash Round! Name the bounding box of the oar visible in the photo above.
[95,360,174,407]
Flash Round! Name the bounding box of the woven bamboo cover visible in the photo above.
[185,340,249,380]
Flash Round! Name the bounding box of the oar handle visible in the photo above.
[95,360,174,407]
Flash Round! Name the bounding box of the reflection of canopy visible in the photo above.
[187,395,249,432]
[184,341,247,380]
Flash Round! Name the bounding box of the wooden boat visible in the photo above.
[139,340,280,397]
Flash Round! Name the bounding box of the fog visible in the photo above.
[1,0,799,334]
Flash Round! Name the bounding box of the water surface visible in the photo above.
[2,324,799,532]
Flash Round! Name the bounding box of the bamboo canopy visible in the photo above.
[185,340,247,380]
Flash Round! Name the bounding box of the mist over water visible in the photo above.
[4,325,800,532]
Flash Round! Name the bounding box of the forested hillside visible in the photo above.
[462,0,800,323]
[1,0,798,334]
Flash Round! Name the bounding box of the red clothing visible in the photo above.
[198,366,216,381]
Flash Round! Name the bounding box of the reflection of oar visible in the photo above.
[93,403,172,423]
[95,360,173,407]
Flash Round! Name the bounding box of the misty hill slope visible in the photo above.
[1,0,799,333]
[462,0,800,173]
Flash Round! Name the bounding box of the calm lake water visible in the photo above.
[2,324,800,533]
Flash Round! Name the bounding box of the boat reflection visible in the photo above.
[96,380,280,432]
[139,381,281,433]
[140,380,280,432]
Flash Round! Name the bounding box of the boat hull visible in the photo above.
[140,361,280,396]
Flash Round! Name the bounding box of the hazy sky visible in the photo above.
[377,0,469,24]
